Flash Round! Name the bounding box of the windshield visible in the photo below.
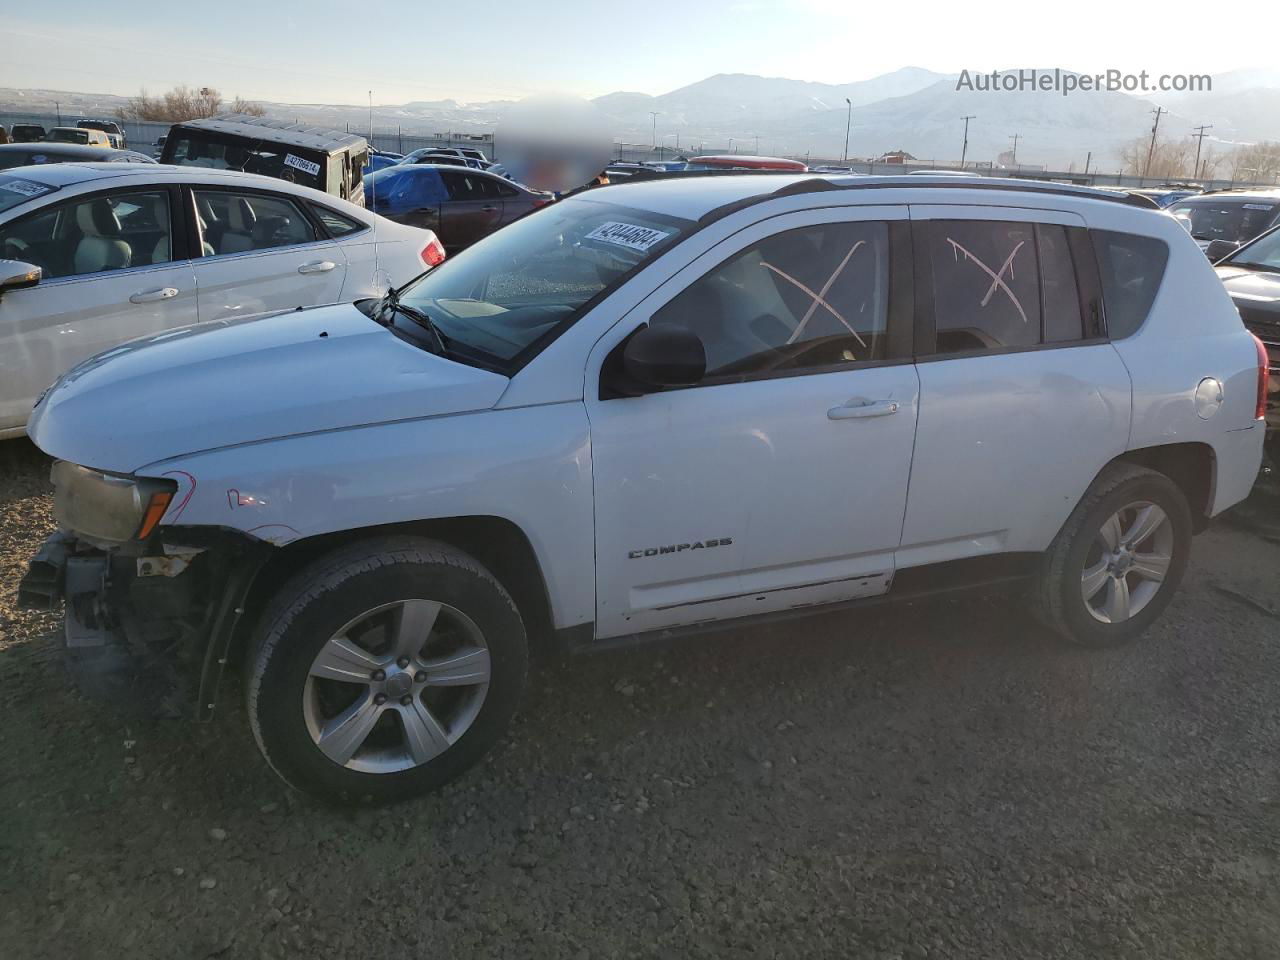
[390,196,692,368]
[1171,198,1280,243]
[0,174,56,213]
[46,129,88,144]
[1226,228,1280,272]
[166,132,326,191]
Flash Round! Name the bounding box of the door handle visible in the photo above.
[480,205,498,213]
[128,287,179,304]
[298,260,337,274]
[827,399,900,420]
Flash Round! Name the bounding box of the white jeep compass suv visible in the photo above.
[19,174,1268,803]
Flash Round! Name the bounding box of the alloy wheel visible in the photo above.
[1080,500,1174,624]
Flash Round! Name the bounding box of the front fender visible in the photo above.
[138,405,596,630]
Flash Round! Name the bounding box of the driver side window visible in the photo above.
[651,220,890,379]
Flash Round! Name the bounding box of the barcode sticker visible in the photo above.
[283,153,321,177]
[584,221,671,252]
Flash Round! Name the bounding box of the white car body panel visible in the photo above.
[28,303,507,474]
[0,163,435,437]
[25,176,1267,641]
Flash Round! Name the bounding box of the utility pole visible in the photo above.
[843,98,852,163]
[753,134,759,154]
[1143,106,1166,179]
[1009,133,1020,168]
[1192,124,1213,180]
[54,101,61,125]
[960,115,975,169]
[649,112,660,153]
[728,137,734,154]
[1084,151,1092,178]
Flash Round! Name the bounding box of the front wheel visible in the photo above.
[1035,463,1192,647]
[246,536,528,804]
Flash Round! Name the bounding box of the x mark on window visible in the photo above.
[945,237,1030,325]
[759,239,868,348]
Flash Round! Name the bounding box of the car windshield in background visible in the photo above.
[1171,199,1279,243]
[45,129,88,144]
[166,133,325,191]
[0,174,56,214]
[1226,229,1280,272]
[391,198,692,368]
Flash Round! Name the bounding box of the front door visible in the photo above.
[587,206,919,638]
[189,187,347,322]
[0,186,197,434]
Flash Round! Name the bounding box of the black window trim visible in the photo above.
[0,182,187,283]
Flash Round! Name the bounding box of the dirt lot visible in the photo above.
[3,437,1280,960]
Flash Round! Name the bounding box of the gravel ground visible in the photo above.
[3,438,1280,960]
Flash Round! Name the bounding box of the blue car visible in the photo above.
[364,163,549,250]
[362,151,403,176]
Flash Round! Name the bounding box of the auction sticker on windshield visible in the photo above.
[0,178,50,198]
[585,221,671,253]
[284,153,321,177]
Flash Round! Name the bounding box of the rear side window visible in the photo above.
[1092,230,1169,339]
[1038,225,1084,342]
[311,205,365,237]
[929,220,1042,352]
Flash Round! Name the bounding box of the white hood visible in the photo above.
[29,303,509,474]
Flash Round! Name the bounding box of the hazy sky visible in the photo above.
[3,1,1257,105]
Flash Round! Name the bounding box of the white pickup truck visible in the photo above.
[18,174,1267,803]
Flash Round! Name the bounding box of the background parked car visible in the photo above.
[77,119,127,149]
[10,123,46,143]
[1170,190,1280,257]
[1214,223,1280,435]
[365,163,551,249]
[0,143,156,169]
[46,127,111,147]
[363,149,403,175]
[0,164,443,438]
[160,114,370,207]
[397,148,485,169]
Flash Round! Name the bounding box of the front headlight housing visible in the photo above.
[51,461,177,544]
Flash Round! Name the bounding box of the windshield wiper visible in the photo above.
[376,287,448,356]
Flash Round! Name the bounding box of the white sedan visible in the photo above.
[0,163,445,438]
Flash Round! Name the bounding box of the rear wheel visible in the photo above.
[246,536,527,803]
[1036,464,1192,647]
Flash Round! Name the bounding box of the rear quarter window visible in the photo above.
[1092,230,1169,339]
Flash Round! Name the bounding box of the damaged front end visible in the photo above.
[18,462,272,719]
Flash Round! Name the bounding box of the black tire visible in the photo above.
[246,536,527,804]
[1035,463,1192,648]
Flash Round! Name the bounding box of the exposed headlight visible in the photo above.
[51,462,177,544]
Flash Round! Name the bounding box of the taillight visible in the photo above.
[1251,332,1269,421]
[421,238,446,267]
[532,196,553,208]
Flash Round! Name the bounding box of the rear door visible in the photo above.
[438,170,503,248]
[0,185,196,433]
[897,205,1131,569]
[189,187,347,321]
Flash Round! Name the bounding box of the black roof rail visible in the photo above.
[698,174,1161,225]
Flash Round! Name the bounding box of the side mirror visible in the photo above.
[1206,239,1241,262]
[622,324,706,390]
[0,260,40,299]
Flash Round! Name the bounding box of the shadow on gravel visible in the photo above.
[4,440,1280,959]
